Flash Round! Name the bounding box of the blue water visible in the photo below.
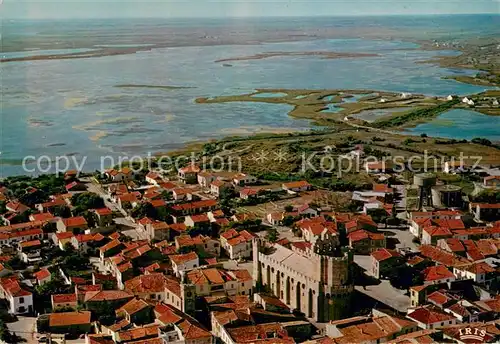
[405,109,500,141]
[321,104,344,113]
[251,92,288,98]
[1,15,499,176]
[352,107,414,122]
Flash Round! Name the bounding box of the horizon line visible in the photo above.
[5,12,499,20]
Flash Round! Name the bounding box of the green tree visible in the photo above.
[82,211,98,228]
[266,227,279,243]
[0,201,7,214]
[131,202,157,219]
[52,205,72,218]
[71,192,104,210]
[282,216,296,227]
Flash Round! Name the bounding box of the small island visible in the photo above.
[214,51,380,63]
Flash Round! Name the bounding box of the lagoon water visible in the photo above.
[1,16,498,175]
[405,109,500,141]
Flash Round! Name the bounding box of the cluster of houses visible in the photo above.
[0,158,499,344]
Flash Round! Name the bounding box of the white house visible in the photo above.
[282,180,312,193]
[453,262,496,283]
[33,269,52,286]
[232,173,257,186]
[211,180,232,197]
[145,172,163,185]
[407,307,457,330]
[172,188,193,201]
[266,212,284,226]
[422,265,456,286]
[220,229,255,260]
[0,279,33,315]
[198,172,216,188]
[170,252,199,277]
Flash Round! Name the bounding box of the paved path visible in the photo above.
[7,316,36,344]
[354,254,410,313]
[355,281,410,313]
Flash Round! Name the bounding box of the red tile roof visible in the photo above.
[188,214,210,223]
[172,200,217,212]
[30,213,55,222]
[462,262,496,274]
[6,202,29,213]
[422,265,455,282]
[49,311,91,327]
[433,219,465,230]
[33,269,51,281]
[170,252,198,265]
[441,238,465,252]
[223,229,256,246]
[240,188,258,196]
[407,307,455,324]
[84,290,133,302]
[0,228,43,240]
[187,268,231,285]
[373,184,394,193]
[282,180,311,189]
[52,293,77,304]
[94,208,112,216]
[169,223,187,233]
[419,245,470,267]
[19,240,41,248]
[407,256,425,266]
[100,239,123,253]
[118,324,159,342]
[467,248,485,262]
[62,216,88,228]
[116,298,150,316]
[427,291,450,306]
[55,232,74,241]
[348,229,384,243]
[118,193,139,203]
[228,269,252,282]
[211,180,227,187]
[1,278,32,297]
[179,164,200,173]
[371,248,400,262]
[423,226,452,237]
[125,273,169,294]
[155,303,211,340]
[150,199,166,208]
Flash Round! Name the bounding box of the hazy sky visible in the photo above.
[3,0,499,19]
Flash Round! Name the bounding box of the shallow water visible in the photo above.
[405,109,500,141]
[251,92,288,98]
[1,18,497,175]
[352,107,414,122]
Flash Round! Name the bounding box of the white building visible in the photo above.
[0,279,33,315]
[170,252,199,277]
[220,229,255,260]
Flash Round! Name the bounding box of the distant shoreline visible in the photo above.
[214,51,379,63]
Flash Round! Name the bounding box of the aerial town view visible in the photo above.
[0,0,500,343]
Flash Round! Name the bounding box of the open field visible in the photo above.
[164,124,500,178]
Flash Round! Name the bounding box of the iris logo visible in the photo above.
[458,327,487,343]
